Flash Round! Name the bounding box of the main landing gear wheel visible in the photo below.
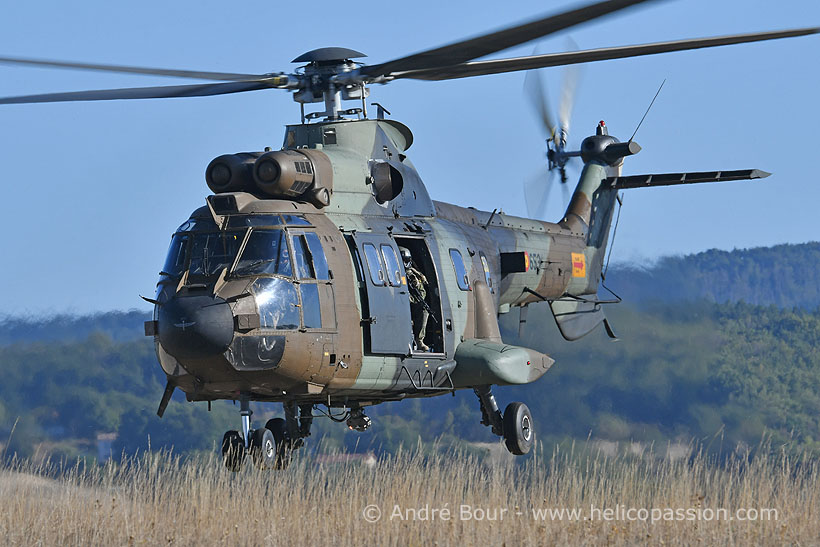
[251,427,276,469]
[221,430,245,472]
[503,402,534,455]
[265,418,292,470]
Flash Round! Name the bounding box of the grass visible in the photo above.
[0,440,817,546]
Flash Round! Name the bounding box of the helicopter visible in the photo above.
[1,0,816,470]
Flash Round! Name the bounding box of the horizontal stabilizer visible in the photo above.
[607,169,770,189]
[550,299,605,341]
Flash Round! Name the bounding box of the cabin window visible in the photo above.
[480,252,493,292]
[381,244,402,287]
[363,243,386,286]
[304,232,330,280]
[253,278,300,330]
[234,229,292,277]
[449,248,471,291]
[300,284,322,329]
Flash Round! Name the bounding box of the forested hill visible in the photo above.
[0,241,819,460]
[0,310,149,345]
[605,242,820,309]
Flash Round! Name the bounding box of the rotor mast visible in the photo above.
[291,47,371,122]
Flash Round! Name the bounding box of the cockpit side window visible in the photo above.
[304,232,329,280]
[363,243,386,286]
[253,278,300,330]
[300,284,322,329]
[291,234,315,279]
[162,234,189,276]
[234,229,292,277]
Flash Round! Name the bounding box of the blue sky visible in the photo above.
[1,0,818,315]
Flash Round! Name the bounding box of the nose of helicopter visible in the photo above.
[158,294,234,360]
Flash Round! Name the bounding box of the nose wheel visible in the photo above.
[250,427,277,468]
[264,418,293,470]
[220,397,312,471]
[221,430,245,472]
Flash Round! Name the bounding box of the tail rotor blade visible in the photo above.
[558,38,583,141]
[560,174,572,208]
[524,65,556,139]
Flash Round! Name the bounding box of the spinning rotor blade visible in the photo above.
[396,27,820,81]
[0,55,264,82]
[524,170,555,220]
[560,175,572,205]
[360,0,653,78]
[0,80,280,105]
[558,39,582,140]
[524,68,557,139]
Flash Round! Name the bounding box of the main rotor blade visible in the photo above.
[0,55,265,82]
[0,80,277,105]
[360,0,654,78]
[396,27,820,81]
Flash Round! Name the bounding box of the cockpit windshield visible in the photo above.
[160,213,324,283]
[188,231,245,276]
[161,214,242,278]
[233,229,292,277]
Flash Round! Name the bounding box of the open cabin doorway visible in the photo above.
[395,236,444,355]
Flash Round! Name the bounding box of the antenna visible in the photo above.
[629,79,665,143]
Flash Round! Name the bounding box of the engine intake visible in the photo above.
[205,148,333,207]
[254,150,314,197]
[205,152,262,193]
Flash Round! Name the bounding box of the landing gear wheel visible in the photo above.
[503,402,533,455]
[250,428,276,469]
[221,430,245,472]
[265,418,292,470]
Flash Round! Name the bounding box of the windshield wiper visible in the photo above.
[233,258,277,275]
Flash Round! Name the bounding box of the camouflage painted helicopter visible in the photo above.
[1,0,816,470]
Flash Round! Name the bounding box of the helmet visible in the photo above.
[399,247,412,264]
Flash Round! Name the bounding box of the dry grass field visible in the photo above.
[0,441,817,546]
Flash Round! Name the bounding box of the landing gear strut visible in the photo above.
[474,385,534,455]
[220,397,313,471]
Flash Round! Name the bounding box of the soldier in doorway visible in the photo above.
[400,247,430,351]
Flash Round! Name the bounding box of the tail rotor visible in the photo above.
[523,41,583,218]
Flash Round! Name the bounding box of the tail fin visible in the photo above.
[552,164,768,340]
